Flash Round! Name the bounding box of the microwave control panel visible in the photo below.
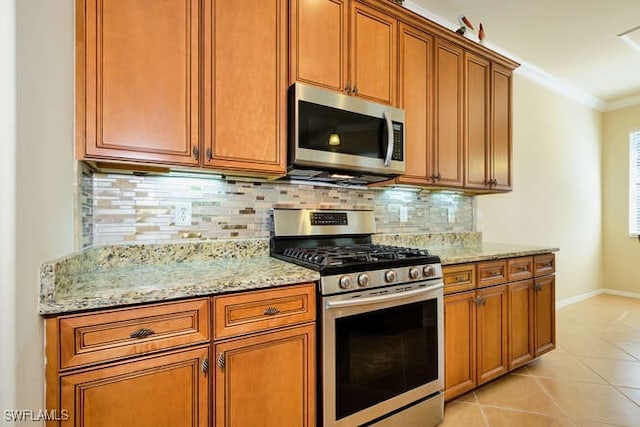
[392,123,404,161]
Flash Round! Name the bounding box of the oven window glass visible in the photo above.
[334,299,438,420]
[298,101,386,158]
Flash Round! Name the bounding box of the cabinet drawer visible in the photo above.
[534,254,555,277]
[477,260,507,287]
[507,257,533,281]
[58,298,210,370]
[213,283,316,340]
[442,264,476,295]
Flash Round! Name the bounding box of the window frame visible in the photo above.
[629,129,640,236]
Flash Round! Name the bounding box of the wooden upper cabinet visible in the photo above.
[491,64,513,191]
[76,0,201,165]
[350,1,397,105]
[203,0,287,175]
[290,0,348,92]
[464,52,490,190]
[290,0,397,104]
[397,22,433,185]
[434,39,464,187]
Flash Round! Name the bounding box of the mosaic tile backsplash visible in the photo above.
[82,172,475,246]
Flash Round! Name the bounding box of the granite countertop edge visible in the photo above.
[39,237,558,316]
[39,257,320,316]
[39,270,321,316]
[437,244,560,265]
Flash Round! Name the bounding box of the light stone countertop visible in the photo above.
[432,242,559,265]
[39,234,557,316]
[40,256,320,316]
[372,233,558,264]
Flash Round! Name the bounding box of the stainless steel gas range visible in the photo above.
[271,209,444,427]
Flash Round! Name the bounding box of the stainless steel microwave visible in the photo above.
[287,83,405,184]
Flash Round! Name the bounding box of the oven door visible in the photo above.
[321,281,444,427]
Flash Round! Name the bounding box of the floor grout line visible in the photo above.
[529,374,571,419]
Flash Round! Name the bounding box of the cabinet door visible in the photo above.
[490,64,513,191]
[77,0,200,165]
[464,53,490,190]
[476,285,508,385]
[214,324,315,427]
[60,346,209,427]
[444,291,476,401]
[290,0,348,93]
[508,280,535,370]
[397,22,433,185]
[203,0,287,175]
[433,39,464,187]
[350,1,397,105]
[534,275,556,356]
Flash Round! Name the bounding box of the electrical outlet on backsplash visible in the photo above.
[79,166,476,247]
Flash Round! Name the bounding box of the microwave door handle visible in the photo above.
[383,110,394,167]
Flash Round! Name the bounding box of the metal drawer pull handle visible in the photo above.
[455,276,466,282]
[517,266,528,272]
[201,357,209,375]
[264,307,280,316]
[130,328,155,339]
[489,271,501,277]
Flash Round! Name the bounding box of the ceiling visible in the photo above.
[409,0,640,109]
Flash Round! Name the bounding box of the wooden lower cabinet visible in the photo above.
[444,291,476,401]
[508,280,535,369]
[60,346,209,427]
[46,284,316,427]
[444,255,556,401]
[444,284,508,399]
[476,284,508,384]
[534,275,556,356]
[214,324,315,427]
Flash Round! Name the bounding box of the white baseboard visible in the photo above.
[556,290,603,309]
[601,288,640,299]
[556,288,640,309]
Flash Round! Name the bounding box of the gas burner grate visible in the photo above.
[281,244,430,267]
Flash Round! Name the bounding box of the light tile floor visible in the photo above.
[442,295,640,426]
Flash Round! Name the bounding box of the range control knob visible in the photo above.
[409,267,420,280]
[385,270,397,283]
[357,274,370,287]
[339,276,353,289]
[423,265,436,277]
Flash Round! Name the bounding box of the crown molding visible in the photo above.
[513,62,606,111]
[403,0,614,112]
[603,94,640,112]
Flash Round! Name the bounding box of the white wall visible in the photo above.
[478,74,603,301]
[602,104,640,294]
[1,0,17,417]
[15,0,75,417]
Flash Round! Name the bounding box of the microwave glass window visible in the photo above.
[334,299,439,420]
[299,101,385,158]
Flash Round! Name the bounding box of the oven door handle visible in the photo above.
[325,283,443,309]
